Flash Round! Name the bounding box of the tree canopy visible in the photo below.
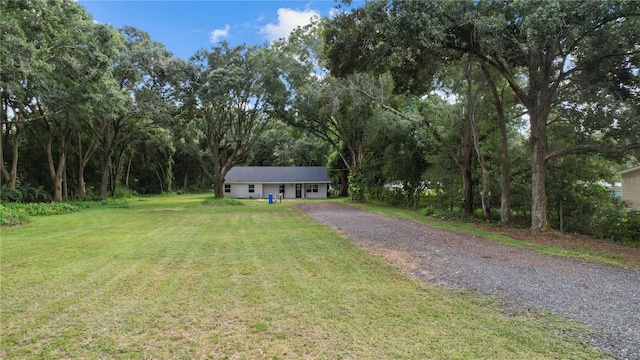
[1,0,638,240]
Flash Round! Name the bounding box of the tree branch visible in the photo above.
[545,142,640,161]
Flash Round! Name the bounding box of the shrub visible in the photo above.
[0,204,29,226]
[113,186,136,199]
[1,202,78,226]
[1,199,129,227]
[601,207,640,244]
[1,182,52,203]
[70,199,130,209]
[348,173,366,202]
[5,202,80,216]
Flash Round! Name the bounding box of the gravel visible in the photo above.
[299,202,640,360]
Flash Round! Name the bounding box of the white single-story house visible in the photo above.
[224,166,331,199]
[619,166,640,209]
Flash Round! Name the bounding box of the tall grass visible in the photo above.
[0,195,606,359]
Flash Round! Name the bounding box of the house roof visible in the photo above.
[225,166,331,184]
[618,166,640,176]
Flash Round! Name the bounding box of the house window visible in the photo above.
[248,184,255,193]
[306,184,318,193]
[279,184,285,195]
[224,184,231,193]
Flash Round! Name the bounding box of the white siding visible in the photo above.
[225,182,329,199]
[263,184,280,199]
[283,184,297,199]
[304,183,328,199]
[621,169,640,209]
[227,183,263,198]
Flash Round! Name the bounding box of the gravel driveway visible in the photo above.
[299,202,640,360]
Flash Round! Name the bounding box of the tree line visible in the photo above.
[1,0,639,237]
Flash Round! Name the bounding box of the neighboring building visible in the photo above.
[618,166,640,209]
[224,166,331,199]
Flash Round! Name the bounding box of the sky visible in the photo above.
[78,1,361,60]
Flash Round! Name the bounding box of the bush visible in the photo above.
[0,204,29,226]
[113,186,136,199]
[5,202,80,216]
[70,199,130,209]
[1,182,52,203]
[1,202,78,226]
[348,173,366,202]
[601,207,640,243]
[0,199,129,227]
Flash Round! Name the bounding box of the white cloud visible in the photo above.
[260,8,319,42]
[210,24,230,43]
[328,7,343,19]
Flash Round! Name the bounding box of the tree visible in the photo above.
[0,0,32,191]
[292,73,386,200]
[325,0,640,232]
[250,121,329,167]
[1,0,122,201]
[365,114,430,208]
[188,44,290,197]
[126,127,175,194]
[89,26,181,199]
[39,4,121,201]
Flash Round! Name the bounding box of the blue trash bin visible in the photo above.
[268,193,273,204]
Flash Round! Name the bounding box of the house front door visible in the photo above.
[295,184,302,198]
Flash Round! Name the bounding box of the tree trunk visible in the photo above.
[461,165,473,214]
[467,62,491,219]
[166,155,173,193]
[212,173,224,198]
[76,131,98,198]
[340,169,349,197]
[498,121,511,225]
[480,62,511,225]
[461,105,474,215]
[559,196,564,233]
[100,152,112,200]
[0,122,20,190]
[530,111,548,233]
[46,133,66,202]
[78,162,87,197]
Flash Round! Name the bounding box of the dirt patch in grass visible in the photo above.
[478,224,640,268]
[356,241,421,273]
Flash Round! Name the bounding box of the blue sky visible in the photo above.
[79,1,360,60]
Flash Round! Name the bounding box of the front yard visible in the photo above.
[0,195,606,359]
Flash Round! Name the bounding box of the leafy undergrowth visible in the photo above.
[0,199,129,226]
[0,195,608,359]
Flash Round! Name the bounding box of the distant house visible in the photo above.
[224,166,331,199]
[618,166,640,209]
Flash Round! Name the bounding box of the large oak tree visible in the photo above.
[187,44,290,197]
[325,0,640,232]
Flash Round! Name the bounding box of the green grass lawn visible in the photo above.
[1,195,607,359]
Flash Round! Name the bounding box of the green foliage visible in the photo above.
[202,196,243,206]
[113,187,136,199]
[348,172,366,202]
[2,202,79,217]
[1,182,52,203]
[0,199,128,226]
[601,206,640,244]
[0,204,29,226]
[70,199,130,209]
